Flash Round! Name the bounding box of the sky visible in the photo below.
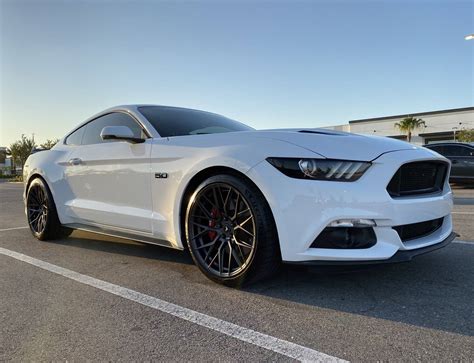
[0,0,473,146]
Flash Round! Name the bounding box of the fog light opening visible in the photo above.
[311,226,377,249]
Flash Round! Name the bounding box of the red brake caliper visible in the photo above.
[208,207,220,240]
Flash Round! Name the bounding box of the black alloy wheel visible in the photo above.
[27,182,49,235]
[26,178,69,240]
[185,174,280,287]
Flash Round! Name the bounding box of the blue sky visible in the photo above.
[1,0,473,146]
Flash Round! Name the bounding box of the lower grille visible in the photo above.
[393,218,444,242]
[387,161,448,198]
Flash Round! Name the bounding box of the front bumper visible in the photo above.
[247,148,454,263]
[287,232,457,265]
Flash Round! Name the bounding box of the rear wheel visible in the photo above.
[26,178,69,240]
[185,174,280,287]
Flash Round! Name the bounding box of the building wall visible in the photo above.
[325,107,474,145]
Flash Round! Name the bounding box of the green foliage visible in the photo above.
[40,138,59,150]
[394,116,426,142]
[7,135,36,171]
[456,129,474,142]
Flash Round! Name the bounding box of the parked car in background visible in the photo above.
[424,142,474,183]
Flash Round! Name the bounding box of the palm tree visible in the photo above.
[394,116,426,143]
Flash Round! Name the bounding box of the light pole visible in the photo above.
[465,34,474,40]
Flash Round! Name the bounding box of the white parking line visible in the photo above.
[0,226,29,232]
[0,247,345,363]
[453,240,474,245]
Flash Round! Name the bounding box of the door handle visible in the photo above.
[68,158,82,166]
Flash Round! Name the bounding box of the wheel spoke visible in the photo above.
[202,193,219,212]
[29,212,42,226]
[192,227,214,240]
[233,236,253,249]
[218,244,224,275]
[36,213,43,232]
[234,225,255,238]
[223,188,232,215]
[227,241,233,272]
[217,186,228,215]
[207,242,221,267]
[29,190,41,206]
[231,245,243,267]
[236,208,250,218]
[196,201,212,219]
[232,193,240,220]
[192,221,219,232]
[236,215,253,228]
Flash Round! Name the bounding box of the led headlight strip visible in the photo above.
[266,157,371,181]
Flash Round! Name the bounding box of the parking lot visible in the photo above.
[1,181,473,361]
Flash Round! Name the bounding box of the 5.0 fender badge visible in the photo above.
[155,173,168,179]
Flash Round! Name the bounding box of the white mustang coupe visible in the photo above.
[23,105,456,286]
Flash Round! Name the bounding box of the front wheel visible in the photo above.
[185,174,280,287]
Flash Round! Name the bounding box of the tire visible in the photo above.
[185,174,280,287]
[26,178,67,240]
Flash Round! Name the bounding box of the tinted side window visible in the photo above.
[65,126,85,145]
[427,145,444,153]
[444,145,471,157]
[82,113,145,145]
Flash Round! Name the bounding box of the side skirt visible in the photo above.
[64,223,181,250]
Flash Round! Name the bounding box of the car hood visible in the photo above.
[249,128,416,161]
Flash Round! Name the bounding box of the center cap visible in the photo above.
[222,221,233,235]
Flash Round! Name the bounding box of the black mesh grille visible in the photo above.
[387,161,448,197]
[393,218,444,242]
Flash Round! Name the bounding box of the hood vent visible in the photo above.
[298,129,344,136]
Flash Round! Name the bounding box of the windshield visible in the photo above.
[138,106,254,137]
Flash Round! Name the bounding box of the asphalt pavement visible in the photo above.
[1,182,473,361]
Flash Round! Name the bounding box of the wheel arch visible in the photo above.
[178,166,280,251]
[25,172,46,192]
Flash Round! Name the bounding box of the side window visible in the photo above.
[428,145,443,153]
[81,113,145,145]
[443,145,470,157]
[65,126,86,145]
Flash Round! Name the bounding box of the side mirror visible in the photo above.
[100,126,145,143]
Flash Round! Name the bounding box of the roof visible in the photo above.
[349,106,474,124]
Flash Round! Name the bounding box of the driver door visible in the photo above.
[63,112,153,233]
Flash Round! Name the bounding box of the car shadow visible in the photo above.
[51,231,472,337]
[245,247,473,337]
[56,230,195,265]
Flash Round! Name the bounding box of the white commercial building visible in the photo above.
[326,107,474,145]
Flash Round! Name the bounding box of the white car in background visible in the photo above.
[23,105,456,286]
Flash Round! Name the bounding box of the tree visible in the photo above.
[40,138,59,150]
[394,116,426,143]
[456,128,474,142]
[7,135,36,172]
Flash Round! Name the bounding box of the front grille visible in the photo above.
[387,161,448,197]
[393,218,444,242]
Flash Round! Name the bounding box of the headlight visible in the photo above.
[266,157,371,181]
